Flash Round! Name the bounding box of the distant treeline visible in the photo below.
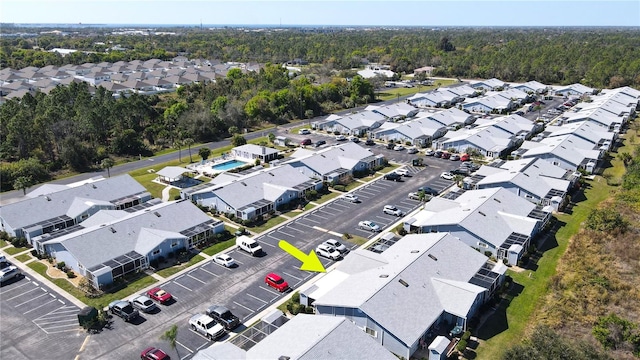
[2,27,640,88]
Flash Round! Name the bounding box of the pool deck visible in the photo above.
[188,156,249,176]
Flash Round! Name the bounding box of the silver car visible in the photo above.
[131,295,157,313]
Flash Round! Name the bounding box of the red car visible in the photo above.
[141,347,170,360]
[146,287,173,304]
[300,138,312,146]
[460,153,470,162]
[265,273,290,292]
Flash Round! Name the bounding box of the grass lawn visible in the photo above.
[376,79,457,101]
[313,191,341,204]
[303,203,316,211]
[345,235,369,246]
[168,188,180,200]
[247,216,289,234]
[0,239,7,247]
[202,239,236,257]
[3,246,29,255]
[155,254,206,278]
[344,180,366,192]
[14,253,32,262]
[27,262,157,309]
[380,164,400,173]
[475,179,614,359]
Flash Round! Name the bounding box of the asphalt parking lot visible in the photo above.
[1,139,470,360]
[0,272,85,360]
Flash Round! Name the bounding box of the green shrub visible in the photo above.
[462,330,471,341]
[456,339,467,353]
[333,185,346,192]
[57,261,66,270]
[67,270,76,278]
[305,306,315,314]
[291,291,300,303]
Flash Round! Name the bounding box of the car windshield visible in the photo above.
[221,311,233,319]
[155,290,166,296]
[369,222,378,227]
[273,278,284,284]
[332,241,343,247]
[122,305,134,313]
[249,243,259,248]
[204,319,216,329]
[142,299,153,306]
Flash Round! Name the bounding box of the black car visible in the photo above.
[450,168,470,176]
[434,150,443,158]
[365,139,375,146]
[383,172,402,181]
[417,186,439,196]
[206,305,240,330]
[314,140,326,147]
[386,143,396,150]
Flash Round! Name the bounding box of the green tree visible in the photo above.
[268,132,276,144]
[198,147,211,161]
[13,176,33,195]
[100,157,115,178]
[160,324,179,359]
[173,139,183,163]
[183,138,195,163]
[585,208,628,233]
[231,134,247,147]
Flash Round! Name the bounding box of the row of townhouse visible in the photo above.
[0,175,224,289]
[0,57,263,101]
[558,86,639,132]
[182,142,385,220]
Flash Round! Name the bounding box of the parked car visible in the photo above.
[146,287,173,304]
[314,140,327,147]
[343,193,359,203]
[315,244,342,260]
[141,347,171,360]
[424,148,435,156]
[450,168,470,176]
[408,192,431,201]
[441,152,452,159]
[395,168,409,177]
[393,144,405,151]
[449,154,460,161]
[383,205,403,217]
[417,186,439,196]
[386,143,396,150]
[214,253,236,268]
[434,150,443,158]
[365,139,375,146]
[189,313,226,340]
[323,239,348,254]
[131,295,156,313]
[300,138,312,146]
[383,172,402,181]
[407,147,418,154]
[298,129,311,135]
[0,265,21,285]
[350,136,361,143]
[206,305,240,330]
[440,172,454,180]
[460,162,480,171]
[335,134,347,141]
[234,228,249,237]
[265,273,290,292]
[460,153,470,162]
[109,300,139,322]
[358,220,381,232]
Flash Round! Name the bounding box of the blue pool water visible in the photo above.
[212,159,248,171]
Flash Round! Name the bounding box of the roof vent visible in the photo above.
[379,274,389,278]
[398,279,409,287]
[92,184,97,189]
[154,211,161,217]
[478,211,486,216]
[44,196,51,201]
[493,198,501,203]
[428,254,438,261]
[410,250,419,254]
[110,227,116,233]
[241,182,247,186]
[269,172,274,176]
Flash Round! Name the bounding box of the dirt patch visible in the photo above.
[42,260,84,287]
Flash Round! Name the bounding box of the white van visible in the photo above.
[236,235,263,256]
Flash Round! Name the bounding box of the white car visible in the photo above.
[395,168,409,177]
[298,129,311,135]
[0,265,21,284]
[335,135,347,141]
[383,205,403,217]
[315,244,342,260]
[350,136,360,143]
[424,148,435,156]
[214,253,236,268]
[130,295,157,313]
[407,148,419,154]
[393,144,405,151]
[323,239,348,254]
[440,172,454,180]
[343,193,359,203]
[358,220,381,232]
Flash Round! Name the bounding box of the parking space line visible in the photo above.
[281,271,302,281]
[46,328,82,335]
[233,250,257,258]
[14,291,49,307]
[0,281,34,295]
[23,298,58,315]
[35,318,79,327]
[172,280,192,292]
[299,216,320,224]
[199,267,221,277]
[35,305,74,319]
[259,240,276,248]
[284,225,305,233]
[233,301,255,313]
[294,266,313,275]
[4,286,43,301]
[175,341,194,354]
[187,273,206,284]
[246,293,268,304]
[258,285,282,297]
[276,230,297,238]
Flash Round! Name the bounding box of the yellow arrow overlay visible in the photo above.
[278,240,326,273]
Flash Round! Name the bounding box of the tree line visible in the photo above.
[2,27,640,88]
[0,64,374,191]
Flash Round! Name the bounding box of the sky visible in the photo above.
[1,0,639,27]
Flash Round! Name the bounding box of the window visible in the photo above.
[478,242,488,248]
[365,327,377,338]
[152,249,160,255]
[171,241,179,248]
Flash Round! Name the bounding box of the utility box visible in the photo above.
[412,158,424,166]
[77,306,98,328]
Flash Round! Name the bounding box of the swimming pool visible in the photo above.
[211,159,249,171]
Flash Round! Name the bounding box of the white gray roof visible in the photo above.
[247,314,396,360]
[43,200,215,269]
[284,142,378,177]
[156,166,188,179]
[0,175,147,232]
[520,134,601,167]
[314,233,489,346]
